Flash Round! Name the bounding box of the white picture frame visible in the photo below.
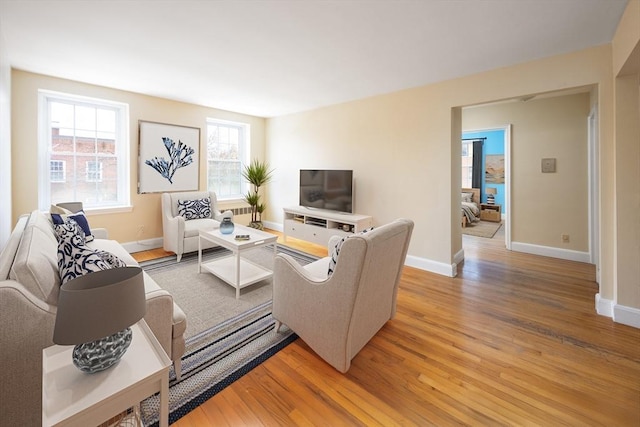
[138,121,200,193]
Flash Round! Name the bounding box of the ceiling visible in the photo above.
[0,0,629,118]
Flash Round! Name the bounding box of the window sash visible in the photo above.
[38,90,130,211]
[206,119,249,200]
[461,141,474,188]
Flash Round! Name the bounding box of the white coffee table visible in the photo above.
[42,320,171,427]
[198,224,278,299]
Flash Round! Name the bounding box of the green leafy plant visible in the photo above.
[242,159,274,228]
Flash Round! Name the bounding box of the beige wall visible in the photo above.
[267,46,612,272]
[463,93,591,252]
[612,0,640,314]
[613,0,640,77]
[267,88,451,268]
[11,70,266,243]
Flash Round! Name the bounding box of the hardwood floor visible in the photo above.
[136,229,640,426]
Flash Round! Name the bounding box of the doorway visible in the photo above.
[461,126,511,249]
[459,89,598,266]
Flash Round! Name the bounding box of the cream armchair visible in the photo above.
[273,218,414,373]
[161,191,232,261]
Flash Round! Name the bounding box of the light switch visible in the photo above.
[541,158,556,173]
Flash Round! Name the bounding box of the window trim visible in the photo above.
[461,140,474,189]
[38,90,130,211]
[206,118,250,201]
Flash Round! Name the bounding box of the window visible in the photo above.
[206,119,249,199]
[461,140,473,188]
[38,91,130,210]
[86,161,103,182]
[50,160,66,183]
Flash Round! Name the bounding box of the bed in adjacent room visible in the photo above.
[461,187,481,227]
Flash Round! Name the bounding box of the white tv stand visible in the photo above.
[283,206,373,246]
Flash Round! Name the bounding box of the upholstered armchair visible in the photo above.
[273,218,414,373]
[161,191,232,261]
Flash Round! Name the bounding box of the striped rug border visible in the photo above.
[140,244,316,426]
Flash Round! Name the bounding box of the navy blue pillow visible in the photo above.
[51,211,94,242]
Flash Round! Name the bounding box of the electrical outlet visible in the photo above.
[542,158,556,173]
[561,234,570,243]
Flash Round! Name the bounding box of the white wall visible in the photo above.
[0,27,11,248]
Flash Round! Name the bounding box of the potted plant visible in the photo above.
[242,159,274,229]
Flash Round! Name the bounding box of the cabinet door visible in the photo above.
[284,219,304,239]
[304,226,329,246]
[481,210,500,222]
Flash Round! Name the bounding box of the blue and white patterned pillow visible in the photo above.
[51,211,95,242]
[177,197,211,220]
[327,227,374,277]
[54,219,126,285]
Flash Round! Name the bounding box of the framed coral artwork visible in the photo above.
[138,121,200,193]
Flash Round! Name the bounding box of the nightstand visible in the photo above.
[42,320,170,427]
[480,203,502,222]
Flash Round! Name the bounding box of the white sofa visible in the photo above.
[0,210,187,426]
[161,190,232,261]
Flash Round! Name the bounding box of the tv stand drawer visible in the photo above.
[283,207,373,247]
[304,226,329,246]
[284,219,302,236]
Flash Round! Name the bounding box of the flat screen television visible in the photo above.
[299,169,354,214]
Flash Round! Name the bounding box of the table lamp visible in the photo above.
[53,267,146,374]
[486,187,497,205]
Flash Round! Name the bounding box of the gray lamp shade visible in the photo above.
[53,267,146,345]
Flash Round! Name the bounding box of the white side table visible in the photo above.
[42,320,171,427]
[199,224,278,299]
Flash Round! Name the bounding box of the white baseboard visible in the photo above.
[595,293,613,317]
[121,237,163,254]
[594,294,639,328]
[268,219,456,277]
[511,241,590,263]
[405,255,457,277]
[613,304,640,328]
[255,220,636,324]
[453,248,465,267]
[125,221,282,254]
[263,220,282,232]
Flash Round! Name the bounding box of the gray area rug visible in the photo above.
[142,245,280,339]
[462,220,503,238]
[139,244,318,426]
